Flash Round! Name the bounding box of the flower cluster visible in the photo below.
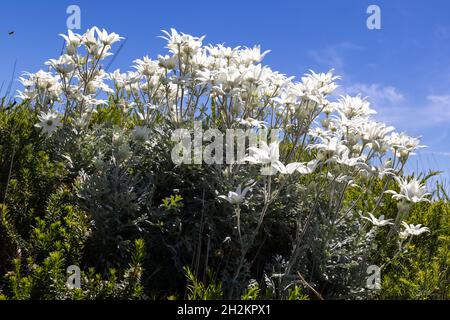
[18,27,121,118]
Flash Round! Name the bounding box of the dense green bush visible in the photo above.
[0,103,448,300]
[378,201,449,299]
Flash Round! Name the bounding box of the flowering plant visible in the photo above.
[0,27,447,300]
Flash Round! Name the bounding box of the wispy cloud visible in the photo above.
[307,42,363,73]
[308,43,406,124]
[332,82,408,128]
[421,95,450,125]
[372,94,450,128]
[420,150,450,157]
[345,83,405,107]
[308,42,450,130]
[427,95,450,105]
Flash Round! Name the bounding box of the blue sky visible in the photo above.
[0,0,449,180]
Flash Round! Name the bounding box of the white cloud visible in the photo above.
[369,94,450,128]
[421,95,450,125]
[308,43,450,128]
[346,83,404,104]
[427,95,450,105]
[421,150,450,157]
[308,42,363,72]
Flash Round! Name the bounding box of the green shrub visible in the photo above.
[378,201,450,299]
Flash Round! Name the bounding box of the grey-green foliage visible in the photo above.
[75,125,156,266]
[267,177,377,299]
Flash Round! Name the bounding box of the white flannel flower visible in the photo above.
[96,28,124,46]
[133,56,160,77]
[160,28,205,56]
[219,185,251,205]
[386,177,431,203]
[245,141,280,165]
[370,159,396,179]
[82,27,99,47]
[272,160,319,175]
[335,148,365,167]
[109,69,128,88]
[157,54,178,70]
[244,141,287,175]
[362,213,393,227]
[336,95,376,120]
[312,136,348,163]
[360,121,395,152]
[35,110,62,135]
[235,117,267,129]
[299,70,339,103]
[45,55,76,75]
[59,29,82,55]
[238,45,271,65]
[400,222,430,239]
[389,132,425,159]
